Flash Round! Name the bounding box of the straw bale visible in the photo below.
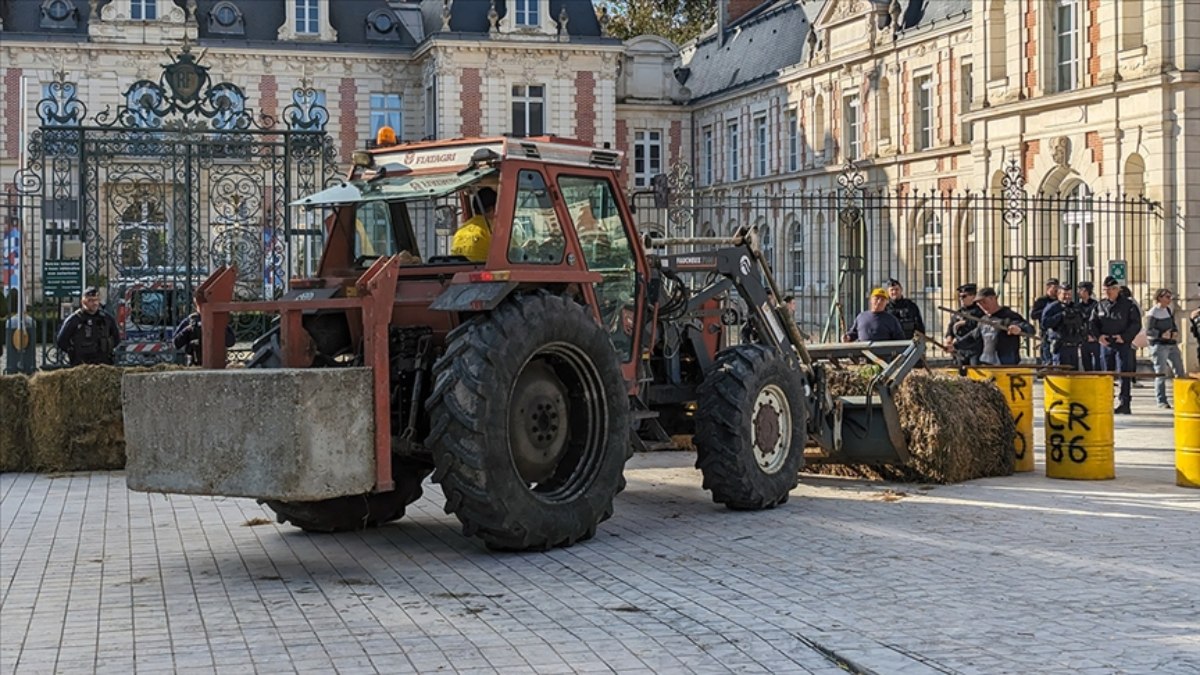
[805,370,1016,484]
[27,364,185,472]
[1,374,32,471]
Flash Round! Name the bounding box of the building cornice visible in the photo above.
[964,71,1186,124]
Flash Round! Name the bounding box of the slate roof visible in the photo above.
[681,0,973,103]
[418,0,604,38]
[1,0,426,47]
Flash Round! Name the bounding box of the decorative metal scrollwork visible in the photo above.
[666,162,694,234]
[284,86,330,131]
[36,72,87,126]
[1002,156,1026,230]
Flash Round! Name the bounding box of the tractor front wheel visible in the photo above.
[426,292,631,551]
[694,344,809,510]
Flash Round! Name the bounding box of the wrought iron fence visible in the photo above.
[632,160,1161,346]
[3,51,338,370]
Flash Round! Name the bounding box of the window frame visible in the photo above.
[753,114,769,178]
[842,95,861,161]
[514,0,539,26]
[786,108,799,172]
[369,93,403,140]
[1055,0,1080,93]
[726,120,741,182]
[131,0,157,21]
[702,126,714,185]
[511,84,546,138]
[960,63,974,143]
[296,0,320,35]
[921,210,944,292]
[913,74,933,151]
[632,129,663,189]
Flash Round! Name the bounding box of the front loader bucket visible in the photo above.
[123,368,376,501]
[805,338,925,466]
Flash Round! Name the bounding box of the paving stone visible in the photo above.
[2,386,1197,673]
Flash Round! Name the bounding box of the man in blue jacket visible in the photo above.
[1091,276,1141,414]
[1041,283,1087,370]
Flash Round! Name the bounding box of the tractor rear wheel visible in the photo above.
[426,292,631,551]
[694,344,808,510]
[263,460,433,533]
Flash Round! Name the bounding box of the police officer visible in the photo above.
[883,278,925,340]
[55,287,120,366]
[1041,283,1085,370]
[947,283,984,366]
[1091,276,1141,414]
[173,299,236,366]
[1030,278,1060,365]
[1076,280,1101,371]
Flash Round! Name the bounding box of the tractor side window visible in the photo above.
[558,175,637,361]
[507,170,564,264]
[354,201,397,260]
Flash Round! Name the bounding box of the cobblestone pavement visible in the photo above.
[2,384,1198,675]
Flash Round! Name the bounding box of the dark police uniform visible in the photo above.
[1030,278,1059,365]
[1076,282,1100,371]
[1091,278,1141,412]
[947,284,984,366]
[55,307,120,366]
[1042,298,1087,370]
[173,312,236,366]
[886,297,925,340]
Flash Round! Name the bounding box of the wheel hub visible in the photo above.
[750,384,791,474]
[509,362,570,483]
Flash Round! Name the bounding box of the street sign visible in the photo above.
[1108,259,1127,285]
[42,258,83,298]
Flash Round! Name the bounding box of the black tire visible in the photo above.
[426,292,631,551]
[263,460,433,533]
[694,344,809,510]
[251,324,429,533]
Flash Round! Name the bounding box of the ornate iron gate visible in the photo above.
[11,48,336,367]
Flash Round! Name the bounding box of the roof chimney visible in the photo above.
[728,0,762,24]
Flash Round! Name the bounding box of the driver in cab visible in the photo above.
[450,187,497,262]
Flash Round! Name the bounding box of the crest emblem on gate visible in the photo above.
[162,44,210,106]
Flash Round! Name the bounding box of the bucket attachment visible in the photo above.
[806,339,924,465]
[124,368,376,501]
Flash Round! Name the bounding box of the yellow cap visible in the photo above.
[870,287,889,299]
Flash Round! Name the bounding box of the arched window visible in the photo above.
[814,95,826,157]
[1061,181,1095,281]
[988,0,1008,82]
[1120,0,1144,52]
[759,219,773,275]
[877,77,891,144]
[1123,155,1147,284]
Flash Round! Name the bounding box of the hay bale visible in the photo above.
[27,364,187,472]
[0,374,33,472]
[804,370,1016,484]
[29,365,127,471]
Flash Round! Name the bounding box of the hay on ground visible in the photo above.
[1,374,33,472]
[805,369,1016,484]
[27,363,186,472]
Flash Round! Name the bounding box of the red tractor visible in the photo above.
[124,136,921,551]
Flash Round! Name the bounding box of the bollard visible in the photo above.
[1043,375,1114,480]
[1175,379,1200,489]
[964,368,1035,472]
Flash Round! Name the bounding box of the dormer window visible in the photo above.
[131,0,157,21]
[514,0,538,26]
[209,1,245,36]
[296,0,319,34]
[278,0,336,41]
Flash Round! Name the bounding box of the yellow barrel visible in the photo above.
[963,368,1035,472]
[1043,375,1114,480]
[1175,379,1200,488]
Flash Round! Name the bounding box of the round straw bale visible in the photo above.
[1,374,32,471]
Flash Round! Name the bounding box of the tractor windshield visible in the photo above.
[293,168,499,266]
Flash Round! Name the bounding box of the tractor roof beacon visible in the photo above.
[122,133,924,551]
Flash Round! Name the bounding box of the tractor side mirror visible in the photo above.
[651,174,670,208]
[433,204,458,236]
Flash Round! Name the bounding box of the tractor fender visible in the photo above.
[429,281,520,312]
